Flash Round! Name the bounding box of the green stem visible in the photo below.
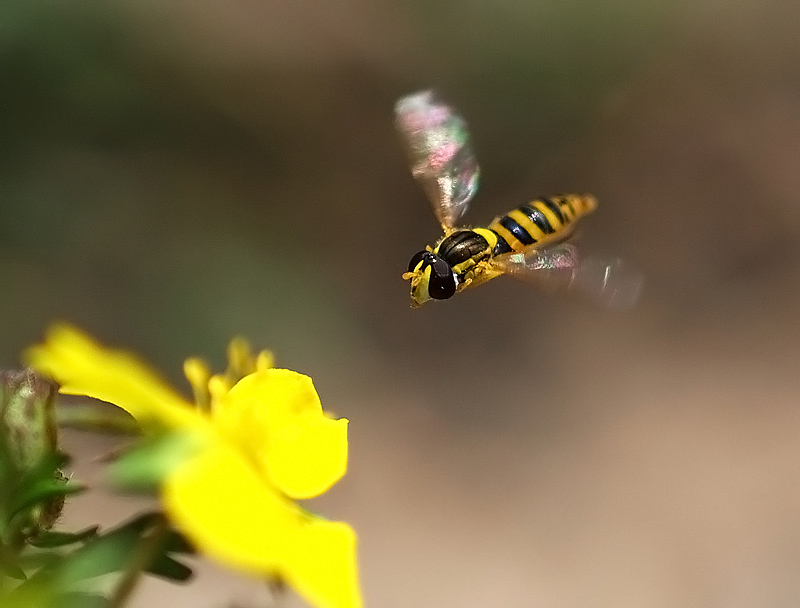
[107,515,169,608]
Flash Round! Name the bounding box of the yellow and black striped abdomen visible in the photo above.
[488,194,597,254]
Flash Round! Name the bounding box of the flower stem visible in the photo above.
[107,514,170,608]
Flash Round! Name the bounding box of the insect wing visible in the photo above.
[394,90,479,229]
[494,243,643,310]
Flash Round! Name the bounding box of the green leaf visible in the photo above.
[30,526,99,548]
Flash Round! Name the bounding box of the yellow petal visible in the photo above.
[267,415,349,500]
[24,324,202,430]
[163,443,362,608]
[213,369,348,499]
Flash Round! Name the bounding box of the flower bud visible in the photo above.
[0,369,57,470]
[0,369,64,531]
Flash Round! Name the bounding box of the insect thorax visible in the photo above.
[434,229,498,278]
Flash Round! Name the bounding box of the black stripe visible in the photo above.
[539,197,565,224]
[562,196,577,217]
[499,216,535,245]
[520,204,555,234]
[492,230,513,255]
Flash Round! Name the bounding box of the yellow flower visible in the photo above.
[25,324,362,608]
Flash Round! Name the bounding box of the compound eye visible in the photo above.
[408,250,432,272]
[428,258,457,299]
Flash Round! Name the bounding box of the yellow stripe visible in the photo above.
[472,228,498,250]
[489,222,525,252]
[533,200,563,231]
[507,209,546,242]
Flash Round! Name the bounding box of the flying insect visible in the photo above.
[397,90,642,309]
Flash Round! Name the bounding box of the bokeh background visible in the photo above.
[3,0,800,606]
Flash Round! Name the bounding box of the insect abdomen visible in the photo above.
[488,194,597,253]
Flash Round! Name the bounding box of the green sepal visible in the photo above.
[146,551,193,582]
[107,431,204,493]
[56,404,140,436]
[58,514,161,582]
[56,513,192,584]
[16,550,61,572]
[55,592,110,608]
[2,559,28,580]
[9,477,84,522]
[7,450,75,520]
[10,449,68,497]
[9,588,112,608]
[29,526,99,548]
[161,529,195,555]
[3,578,53,608]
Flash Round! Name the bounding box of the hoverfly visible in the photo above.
[398,90,642,309]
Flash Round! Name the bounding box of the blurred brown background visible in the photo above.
[4,0,800,606]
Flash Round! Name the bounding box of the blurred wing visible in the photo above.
[394,90,479,229]
[494,243,644,310]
